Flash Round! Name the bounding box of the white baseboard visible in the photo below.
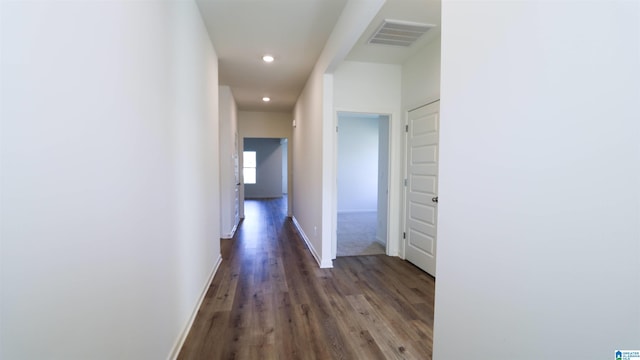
[291,216,333,268]
[167,254,223,360]
[375,237,387,247]
[320,257,333,268]
[221,222,239,239]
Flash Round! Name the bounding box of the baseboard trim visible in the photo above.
[320,256,334,268]
[221,222,239,239]
[291,216,333,268]
[167,254,222,360]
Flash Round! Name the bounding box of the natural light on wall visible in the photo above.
[243,151,256,184]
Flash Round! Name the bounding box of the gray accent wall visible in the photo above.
[244,138,284,199]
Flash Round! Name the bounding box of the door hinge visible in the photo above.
[403,232,406,239]
[404,178,407,186]
[405,124,409,132]
[336,126,339,132]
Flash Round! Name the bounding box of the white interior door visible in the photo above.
[405,101,439,276]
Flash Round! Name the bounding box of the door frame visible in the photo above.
[331,110,393,259]
[239,136,291,218]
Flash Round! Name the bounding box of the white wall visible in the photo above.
[293,73,328,265]
[401,37,441,111]
[333,61,401,256]
[1,2,221,359]
[400,36,441,259]
[337,115,379,212]
[292,0,384,268]
[237,111,292,216]
[219,86,239,239]
[334,61,402,113]
[244,138,283,199]
[434,2,640,359]
[238,111,293,138]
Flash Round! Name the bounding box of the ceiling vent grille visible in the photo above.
[368,20,434,47]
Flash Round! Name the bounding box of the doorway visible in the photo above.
[241,138,289,217]
[335,112,390,257]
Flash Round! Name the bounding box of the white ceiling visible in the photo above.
[196,0,440,112]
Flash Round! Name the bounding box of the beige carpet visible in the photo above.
[337,211,386,257]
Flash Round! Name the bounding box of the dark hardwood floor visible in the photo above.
[178,197,435,359]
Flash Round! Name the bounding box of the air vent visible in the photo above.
[368,20,434,47]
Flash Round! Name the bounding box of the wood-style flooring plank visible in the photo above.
[178,197,435,360]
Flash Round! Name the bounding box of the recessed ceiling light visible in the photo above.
[262,97,271,102]
[262,55,274,63]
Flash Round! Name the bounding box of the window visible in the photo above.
[243,151,256,184]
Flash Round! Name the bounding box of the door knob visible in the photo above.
[432,196,438,203]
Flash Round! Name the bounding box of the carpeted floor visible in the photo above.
[337,211,386,257]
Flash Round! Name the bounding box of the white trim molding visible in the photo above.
[168,254,223,360]
[292,216,333,269]
[221,222,239,239]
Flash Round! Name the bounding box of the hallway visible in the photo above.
[178,198,435,359]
